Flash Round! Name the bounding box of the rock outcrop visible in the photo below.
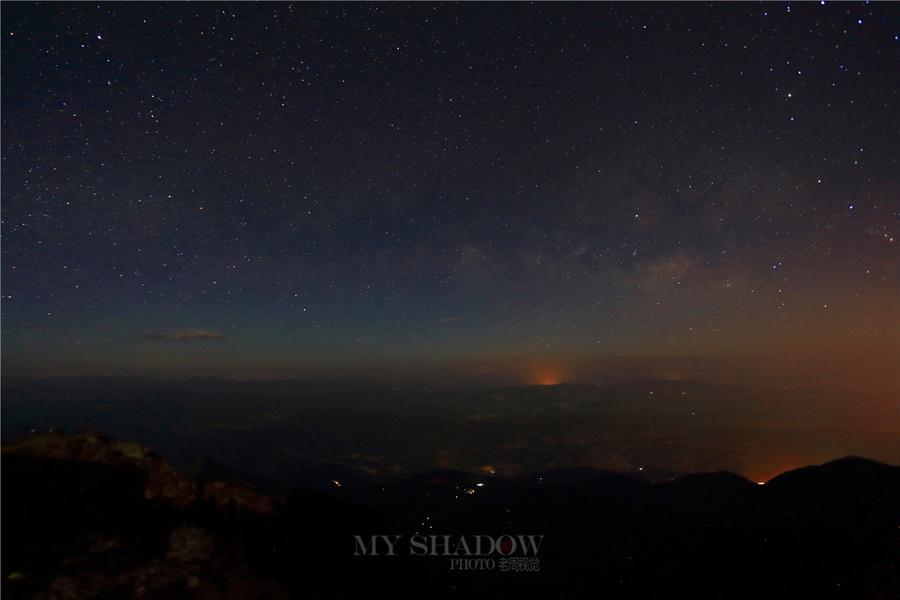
[2,430,282,514]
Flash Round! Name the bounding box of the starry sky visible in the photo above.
[2,3,898,389]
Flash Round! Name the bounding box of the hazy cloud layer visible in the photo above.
[139,329,224,342]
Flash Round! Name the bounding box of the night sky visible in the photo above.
[2,3,898,388]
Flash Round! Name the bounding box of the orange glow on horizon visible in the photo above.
[532,366,564,386]
[747,457,808,485]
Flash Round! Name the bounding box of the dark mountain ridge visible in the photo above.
[3,431,898,599]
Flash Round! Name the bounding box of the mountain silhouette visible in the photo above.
[2,431,898,599]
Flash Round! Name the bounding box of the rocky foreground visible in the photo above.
[3,430,899,599]
[2,431,292,599]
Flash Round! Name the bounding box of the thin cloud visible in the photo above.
[138,328,224,342]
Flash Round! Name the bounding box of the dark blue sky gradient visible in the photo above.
[2,3,897,384]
